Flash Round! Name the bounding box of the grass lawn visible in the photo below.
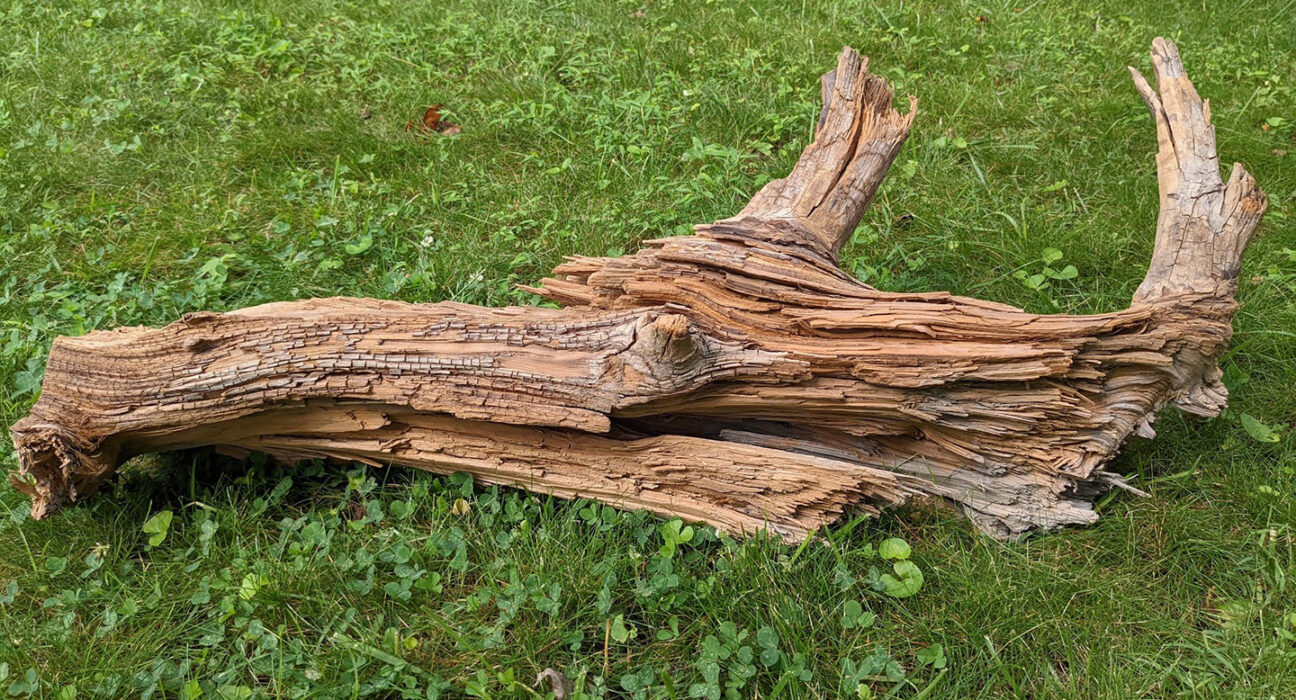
[1,0,1294,697]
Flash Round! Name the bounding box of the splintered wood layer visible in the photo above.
[541,235,1236,448]
[205,406,918,540]
[24,298,807,436]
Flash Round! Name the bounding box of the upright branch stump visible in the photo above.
[11,39,1266,540]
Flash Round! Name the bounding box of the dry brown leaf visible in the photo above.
[406,104,460,137]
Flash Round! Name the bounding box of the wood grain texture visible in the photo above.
[10,40,1265,541]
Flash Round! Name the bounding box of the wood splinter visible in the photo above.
[10,39,1265,541]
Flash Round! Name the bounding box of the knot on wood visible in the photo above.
[634,314,701,369]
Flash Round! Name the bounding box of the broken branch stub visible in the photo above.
[10,40,1265,541]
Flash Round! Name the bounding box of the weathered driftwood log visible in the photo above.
[10,39,1265,540]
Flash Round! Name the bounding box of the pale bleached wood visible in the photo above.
[10,40,1264,541]
[1130,39,1266,305]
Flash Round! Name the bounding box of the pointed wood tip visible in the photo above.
[1149,37,1186,78]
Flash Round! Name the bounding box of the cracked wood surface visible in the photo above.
[10,39,1265,541]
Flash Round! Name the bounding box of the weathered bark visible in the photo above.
[10,39,1265,540]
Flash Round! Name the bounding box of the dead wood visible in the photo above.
[10,39,1265,541]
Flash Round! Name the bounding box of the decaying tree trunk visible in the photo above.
[10,39,1265,540]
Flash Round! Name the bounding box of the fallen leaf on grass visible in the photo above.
[406,104,461,137]
[536,668,572,699]
[342,501,366,521]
